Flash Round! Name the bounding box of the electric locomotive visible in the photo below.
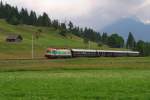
[45,48,72,58]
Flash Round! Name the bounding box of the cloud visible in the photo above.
[134,0,150,24]
[2,0,93,18]
[76,0,146,29]
[2,0,150,30]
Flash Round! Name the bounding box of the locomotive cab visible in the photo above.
[45,48,72,58]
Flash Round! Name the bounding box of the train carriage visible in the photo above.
[96,50,139,57]
[45,48,140,58]
[71,49,97,57]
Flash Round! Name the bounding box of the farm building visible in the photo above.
[6,35,23,43]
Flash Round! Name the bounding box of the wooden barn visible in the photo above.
[6,35,23,43]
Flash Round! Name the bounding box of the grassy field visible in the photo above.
[0,57,150,100]
[1,70,150,100]
[0,57,150,71]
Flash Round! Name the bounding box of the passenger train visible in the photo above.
[45,48,140,59]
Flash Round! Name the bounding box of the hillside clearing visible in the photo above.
[0,19,128,59]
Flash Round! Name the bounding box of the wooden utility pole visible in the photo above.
[32,33,34,59]
[89,41,91,49]
[32,29,42,59]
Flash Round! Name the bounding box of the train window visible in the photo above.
[52,50,56,55]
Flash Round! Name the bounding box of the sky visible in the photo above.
[2,0,150,30]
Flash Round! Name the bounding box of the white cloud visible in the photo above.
[2,0,93,18]
[2,0,150,30]
[134,0,150,24]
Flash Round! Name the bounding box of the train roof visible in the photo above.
[71,49,97,52]
[72,49,139,54]
[97,50,139,53]
[47,48,70,50]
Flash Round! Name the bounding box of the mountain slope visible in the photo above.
[0,19,108,59]
[101,18,150,41]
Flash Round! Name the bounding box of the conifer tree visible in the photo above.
[102,32,108,44]
[126,32,136,49]
[29,11,37,25]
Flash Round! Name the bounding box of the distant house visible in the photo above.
[6,35,23,43]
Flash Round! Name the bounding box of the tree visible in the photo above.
[135,40,145,56]
[60,23,67,30]
[126,32,136,49]
[36,15,43,26]
[42,12,51,26]
[108,34,124,48]
[20,8,30,24]
[3,4,12,19]
[6,6,20,25]
[59,30,67,37]
[52,20,59,29]
[7,16,19,25]
[34,29,42,39]
[59,23,67,37]
[36,13,51,26]
[68,21,73,31]
[143,42,150,56]
[135,40,150,56]
[0,1,4,18]
[102,32,108,44]
[97,33,101,42]
[29,11,37,25]
[72,26,81,37]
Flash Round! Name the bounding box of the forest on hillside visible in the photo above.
[0,1,150,56]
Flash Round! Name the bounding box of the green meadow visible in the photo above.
[1,69,150,100]
[0,57,150,100]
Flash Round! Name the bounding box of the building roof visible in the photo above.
[6,35,22,40]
